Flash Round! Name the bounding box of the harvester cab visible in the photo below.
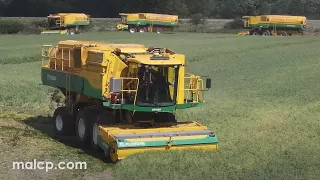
[117,13,129,30]
[41,13,90,35]
[40,40,217,162]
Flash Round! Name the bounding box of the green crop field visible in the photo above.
[0,32,320,180]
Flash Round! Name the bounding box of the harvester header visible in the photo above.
[41,40,217,162]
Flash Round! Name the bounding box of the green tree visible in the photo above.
[164,0,188,17]
[258,2,272,15]
[189,13,206,27]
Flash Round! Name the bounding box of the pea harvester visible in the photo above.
[41,40,218,162]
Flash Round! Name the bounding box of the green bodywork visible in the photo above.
[127,20,177,27]
[116,135,218,148]
[64,21,91,27]
[246,23,305,29]
[42,69,202,112]
[106,102,203,112]
[41,69,101,99]
[97,133,218,154]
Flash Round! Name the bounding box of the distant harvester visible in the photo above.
[238,15,307,36]
[116,13,179,33]
[41,13,91,35]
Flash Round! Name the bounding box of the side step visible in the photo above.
[97,122,218,162]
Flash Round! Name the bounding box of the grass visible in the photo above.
[0,32,320,179]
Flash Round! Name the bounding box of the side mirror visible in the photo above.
[206,78,211,89]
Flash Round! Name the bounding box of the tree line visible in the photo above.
[1,0,320,19]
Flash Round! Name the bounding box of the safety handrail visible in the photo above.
[179,76,205,103]
[41,45,53,67]
[41,45,73,71]
[120,78,140,105]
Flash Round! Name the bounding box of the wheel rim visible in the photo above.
[92,123,98,145]
[139,29,145,33]
[55,115,63,131]
[78,118,86,139]
[129,28,135,33]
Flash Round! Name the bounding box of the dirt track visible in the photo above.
[0,118,113,180]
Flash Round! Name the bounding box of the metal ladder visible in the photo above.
[65,73,72,114]
[56,17,62,27]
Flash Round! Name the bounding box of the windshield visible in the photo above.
[48,18,58,28]
[121,16,127,24]
[136,64,179,107]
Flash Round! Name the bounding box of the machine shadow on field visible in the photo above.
[22,115,110,163]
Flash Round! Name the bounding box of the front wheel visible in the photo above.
[129,28,136,33]
[52,107,73,137]
[91,112,116,150]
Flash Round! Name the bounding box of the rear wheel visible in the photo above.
[262,30,270,36]
[139,27,146,33]
[53,107,73,137]
[156,28,162,34]
[252,31,259,36]
[279,31,287,36]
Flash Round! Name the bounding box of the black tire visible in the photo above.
[91,111,116,151]
[75,108,96,148]
[279,31,287,36]
[154,113,177,123]
[139,27,146,33]
[262,30,270,36]
[156,28,162,34]
[129,27,136,33]
[52,107,73,137]
[252,31,259,36]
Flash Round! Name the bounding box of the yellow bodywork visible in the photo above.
[122,13,178,23]
[238,31,250,36]
[47,13,90,27]
[99,122,218,162]
[41,40,204,105]
[41,40,215,162]
[243,15,307,26]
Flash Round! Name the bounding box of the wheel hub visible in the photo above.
[55,115,63,131]
[78,118,86,139]
[129,28,135,33]
[92,123,98,145]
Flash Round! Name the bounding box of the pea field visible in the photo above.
[0,32,319,180]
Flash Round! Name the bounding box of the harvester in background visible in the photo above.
[238,15,307,36]
[41,40,217,162]
[41,13,91,35]
[116,13,179,33]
